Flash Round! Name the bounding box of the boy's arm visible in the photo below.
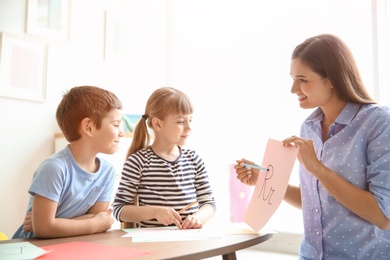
[69,202,111,220]
[31,194,113,238]
[88,201,111,215]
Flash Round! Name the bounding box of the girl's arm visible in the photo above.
[119,204,182,227]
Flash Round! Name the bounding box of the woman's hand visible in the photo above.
[282,136,322,175]
[234,158,259,186]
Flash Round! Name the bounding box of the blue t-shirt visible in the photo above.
[12,145,116,238]
[298,103,390,259]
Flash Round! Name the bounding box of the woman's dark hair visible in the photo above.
[292,34,375,104]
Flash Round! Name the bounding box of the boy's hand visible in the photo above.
[23,211,33,233]
[93,209,114,232]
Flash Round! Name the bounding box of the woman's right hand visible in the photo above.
[234,158,259,186]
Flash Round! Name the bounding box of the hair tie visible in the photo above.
[142,114,148,120]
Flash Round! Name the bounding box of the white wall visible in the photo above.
[167,0,374,233]
[0,0,168,238]
[0,0,376,238]
[373,0,390,106]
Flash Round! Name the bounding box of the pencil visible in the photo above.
[244,163,269,171]
[178,200,198,214]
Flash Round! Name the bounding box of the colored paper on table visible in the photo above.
[243,138,298,232]
[37,241,151,260]
[0,242,48,260]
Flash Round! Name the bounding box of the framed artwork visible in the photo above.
[0,32,48,102]
[104,9,132,62]
[122,114,142,132]
[27,0,70,42]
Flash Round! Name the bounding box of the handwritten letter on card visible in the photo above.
[243,138,298,232]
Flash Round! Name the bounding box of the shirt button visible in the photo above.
[316,231,320,235]
[315,209,319,213]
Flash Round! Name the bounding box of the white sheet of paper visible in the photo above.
[122,226,213,242]
[243,138,298,232]
[0,242,48,260]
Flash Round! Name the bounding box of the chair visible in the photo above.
[0,231,8,240]
[121,194,139,229]
[229,164,254,222]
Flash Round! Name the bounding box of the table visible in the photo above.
[1,229,272,260]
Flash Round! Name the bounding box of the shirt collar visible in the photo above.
[305,103,362,126]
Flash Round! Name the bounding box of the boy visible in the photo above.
[13,86,124,238]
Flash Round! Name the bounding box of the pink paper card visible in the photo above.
[243,138,298,232]
[37,241,151,260]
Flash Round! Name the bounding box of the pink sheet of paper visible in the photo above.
[243,138,298,232]
[37,241,151,260]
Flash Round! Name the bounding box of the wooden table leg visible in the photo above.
[222,252,237,260]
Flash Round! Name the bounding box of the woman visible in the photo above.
[235,34,390,259]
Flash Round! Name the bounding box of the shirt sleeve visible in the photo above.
[112,155,141,221]
[366,107,390,218]
[96,159,116,202]
[193,151,216,211]
[29,159,66,202]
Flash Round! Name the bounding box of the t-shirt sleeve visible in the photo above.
[97,160,116,202]
[367,108,390,218]
[29,159,65,203]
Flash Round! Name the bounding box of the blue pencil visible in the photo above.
[244,163,269,171]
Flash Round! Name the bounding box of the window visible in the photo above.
[372,0,390,105]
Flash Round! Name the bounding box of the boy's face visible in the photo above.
[93,108,123,154]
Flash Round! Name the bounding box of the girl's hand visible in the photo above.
[181,215,203,229]
[155,207,182,228]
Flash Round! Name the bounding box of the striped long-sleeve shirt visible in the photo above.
[113,146,216,227]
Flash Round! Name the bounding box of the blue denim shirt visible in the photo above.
[299,103,390,259]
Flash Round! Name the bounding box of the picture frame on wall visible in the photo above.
[104,8,132,62]
[0,32,48,102]
[27,0,70,42]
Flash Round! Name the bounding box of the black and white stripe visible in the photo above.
[113,146,215,227]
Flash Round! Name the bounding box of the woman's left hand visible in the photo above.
[282,136,322,175]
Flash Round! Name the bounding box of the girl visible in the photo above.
[113,87,216,229]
